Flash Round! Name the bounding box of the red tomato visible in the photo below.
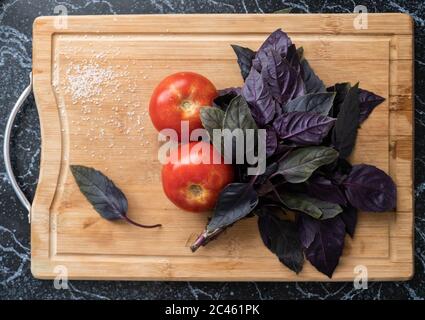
[149,72,217,140]
[162,141,234,213]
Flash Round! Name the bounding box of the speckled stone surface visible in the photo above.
[0,0,424,300]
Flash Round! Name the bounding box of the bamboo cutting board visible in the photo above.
[31,14,414,281]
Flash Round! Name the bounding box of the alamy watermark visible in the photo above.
[353,5,368,30]
[53,5,68,30]
[158,121,267,175]
[353,265,368,290]
[53,265,69,290]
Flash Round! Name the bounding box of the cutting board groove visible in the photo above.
[31,14,413,281]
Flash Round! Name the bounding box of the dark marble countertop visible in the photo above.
[0,0,424,300]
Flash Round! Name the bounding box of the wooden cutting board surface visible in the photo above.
[31,14,414,281]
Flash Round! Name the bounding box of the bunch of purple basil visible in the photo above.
[191,29,396,278]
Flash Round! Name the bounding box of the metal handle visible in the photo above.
[3,72,32,222]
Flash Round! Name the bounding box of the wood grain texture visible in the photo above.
[31,14,414,281]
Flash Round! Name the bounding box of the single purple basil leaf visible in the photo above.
[296,47,304,61]
[282,92,336,115]
[207,183,259,231]
[222,95,258,162]
[275,146,339,184]
[358,88,385,123]
[213,87,241,111]
[253,48,304,108]
[258,48,286,104]
[70,165,161,229]
[258,211,274,248]
[266,126,278,157]
[340,205,358,238]
[280,61,305,105]
[252,56,262,72]
[257,28,292,61]
[300,56,326,94]
[286,44,302,73]
[296,213,318,248]
[332,83,360,159]
[298,214,346,278]
[273,111,336,146]
[307,175,347,205]
[231,44,256,80]
[326,82,351,118]
[242,68,277,126]
[70,165,127,220]
[258,214,304,273]
[278,192,342,220]
[199,107,225,144]
[343,164,397,212]
[253,40,304,107]
[223,95,257,131]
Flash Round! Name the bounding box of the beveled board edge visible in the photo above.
[31,14,414,281]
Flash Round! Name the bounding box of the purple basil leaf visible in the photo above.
[278,192,342,220]
[207,183,259,231]
[70,165,161,229]
[258,211,274,248]
[223,95,257,131]
[70,165,127,220]
[327,82,351,118]
[275,146,339,184]
[358,88,385,123]
[296,213,318,248]
[340,205,358,238]
[343,164,397,212]
[332,83,360,159]
[252,30,304,108]
[200,107,225,144]
[296,47,304,60]
[280,62,305,105]
[253,48,304,107]
[213,87,241,111]
[258,214,304,273]
[266,126,278,157]
[286,44,302,73]
[307,175,347,205]
[242,68,277,126]
[299,55,326,94]
[273,111,336,146]
[222,95,258,162]
[231,44,256,80]
[298,214,346,278]
[282,92,336,115]
[257,48,286,104]
[256,29,292,62]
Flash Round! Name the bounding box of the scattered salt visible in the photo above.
[66,63,115,103]
[60,47,153,163]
